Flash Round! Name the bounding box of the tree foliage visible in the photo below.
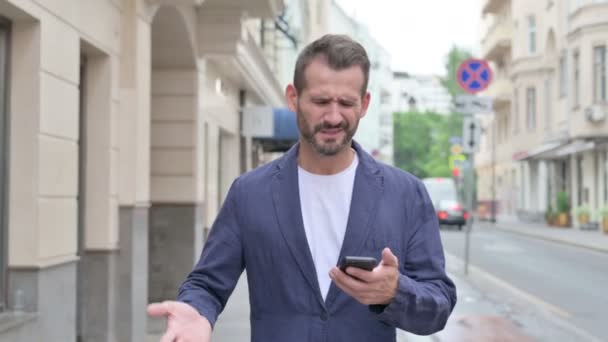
[393,111,462,178]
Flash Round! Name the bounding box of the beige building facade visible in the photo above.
[478,0,608,226]
[0,0,294,341]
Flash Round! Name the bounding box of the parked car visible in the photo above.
[422,177,469,230]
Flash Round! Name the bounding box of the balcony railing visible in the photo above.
[482,0,510,15]
[481,16,512,62]
[568,2,608,37]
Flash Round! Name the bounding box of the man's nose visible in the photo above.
[324,102,342,125]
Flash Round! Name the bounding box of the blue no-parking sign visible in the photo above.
[456,58,493,94]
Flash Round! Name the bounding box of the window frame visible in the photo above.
[559,55,568,97]
[593,45,607,103]
[527,15,537,54]
[573,50,580,108]
[545,76,552,130]
[513,88,519,134]
[0,18,11,312]
[526,87,537,131]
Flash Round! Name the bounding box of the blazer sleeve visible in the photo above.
[376,180,457,335]
[177,179,245,327]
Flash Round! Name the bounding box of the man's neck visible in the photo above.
[298,142,355,175]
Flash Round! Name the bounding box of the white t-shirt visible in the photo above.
[298,153,359,300]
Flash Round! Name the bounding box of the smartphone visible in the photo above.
[338,256,378,272]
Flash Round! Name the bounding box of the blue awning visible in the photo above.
[271,108,299,141]
[242,106,299,152]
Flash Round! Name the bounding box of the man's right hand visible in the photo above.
[147,301,212,342]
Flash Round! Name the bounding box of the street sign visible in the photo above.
[449,153,466,169]
[450,144,463,155]
[462,117,482,154]
[457,58,493,94]
[455,94,493,114]
[449,136,462,145]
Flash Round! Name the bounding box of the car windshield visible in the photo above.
[423,179,458,204]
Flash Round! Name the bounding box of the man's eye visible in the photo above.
[313,99,330,105]
[340,101,355,107]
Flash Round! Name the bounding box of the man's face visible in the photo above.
[286,57,371,156]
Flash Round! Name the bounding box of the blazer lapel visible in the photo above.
[325,143,384,307]
[271,144,325,307]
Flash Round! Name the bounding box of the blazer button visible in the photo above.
[320,312,328,321]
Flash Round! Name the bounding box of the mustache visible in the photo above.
[313,121,348,133]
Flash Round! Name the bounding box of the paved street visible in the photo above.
[147,223,608,342]
[149,251,539,342]
[441,224,608,341]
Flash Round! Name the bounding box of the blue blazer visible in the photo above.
[178,141,456,342]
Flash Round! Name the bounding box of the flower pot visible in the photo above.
[557,213,570,227]
[603,218,608,234]
[578,214,590,225]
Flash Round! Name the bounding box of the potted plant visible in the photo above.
[599,205,608,234]
[545,202,555,226]
[555,191,571,227]
[574,205,591,225]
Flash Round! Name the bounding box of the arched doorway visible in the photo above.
[148,5,202,306]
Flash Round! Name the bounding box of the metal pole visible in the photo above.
[464,152,474,276]
[491,114,496,223]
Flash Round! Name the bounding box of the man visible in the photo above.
[148,34,457,342]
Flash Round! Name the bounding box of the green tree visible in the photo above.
[441,46,473,98]
[393,111,434,178]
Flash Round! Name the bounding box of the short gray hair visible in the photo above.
[293,34,370,96]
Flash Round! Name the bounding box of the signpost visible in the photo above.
[462,117,482,154]
[456,58,493,276]
[457,58,493,94]
[455,94,493,114]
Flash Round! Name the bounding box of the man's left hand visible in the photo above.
[329,247,399,306]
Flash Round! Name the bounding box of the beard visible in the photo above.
[297,108,358,156]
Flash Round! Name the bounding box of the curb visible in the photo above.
[444,253,604,342]
[488,224,608,255]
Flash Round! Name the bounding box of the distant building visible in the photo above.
[391,72,453,115]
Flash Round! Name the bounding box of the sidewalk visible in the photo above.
[149,270,536,342]
[401,268,533,342]
[481,217,608,254]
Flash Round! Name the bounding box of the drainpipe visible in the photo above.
[239,89,247,174]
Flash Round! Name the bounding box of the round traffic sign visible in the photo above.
[457,58,493,94]
[450,144,462,155]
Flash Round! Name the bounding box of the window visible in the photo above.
[594,45,607,103]
[545,77,552,130]
[0,19,9,312]
[513,88,519,134]
[559,55,568,97]
[526,87,537,131]
[605,152,608,204]
[577,156,583,206]
[528,16,536,54]
[573,51,580,107]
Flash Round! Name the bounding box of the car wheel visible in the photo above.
[458,225,463,231]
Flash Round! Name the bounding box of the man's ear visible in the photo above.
[286,84,298,113]
[360,92,371,118]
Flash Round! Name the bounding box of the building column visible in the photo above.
[522,162,531,214]
[539,160,548,215]
[116,3,154,340]
[115,205,149,342]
